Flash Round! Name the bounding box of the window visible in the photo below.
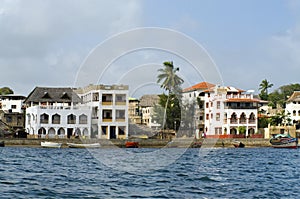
[116,110,125,119]
[67,114,76,124]
[206,114,209,120]
[40,113,49,124]
[206,103,209,108]
[52,114,61,124]
[217,101,220,109]
[216,113,220,121]
[11,105,17,109]
[79,114,88,124]
[293,110,296,116]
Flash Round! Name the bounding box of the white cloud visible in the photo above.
[0,0,142,94]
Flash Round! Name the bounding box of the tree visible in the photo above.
[259,79,273,100]
[156,61,184,130]
[269,110,292,126]
[268,83,300,108]
[0,87,14,95]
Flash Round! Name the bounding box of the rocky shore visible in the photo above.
[0,138,272,148]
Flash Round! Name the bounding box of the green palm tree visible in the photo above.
[259,79,273,100]
[157,61,184,130]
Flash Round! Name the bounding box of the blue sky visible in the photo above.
[0,0,300,97]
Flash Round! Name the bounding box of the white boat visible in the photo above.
[67,143,101,148]
[41,141,62,148]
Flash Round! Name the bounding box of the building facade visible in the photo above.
[0,95,26,133]
[139,94,161,129]
[75,84,129,139]
[25,87,91,139]
[183,82,260,138]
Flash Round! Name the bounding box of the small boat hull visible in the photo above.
[125,141,139,148]
[41,141,62,148]
[67,143,100,148]
[232,141,245,148]
[270,134,298,149]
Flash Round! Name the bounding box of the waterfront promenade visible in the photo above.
[0,138,272,148]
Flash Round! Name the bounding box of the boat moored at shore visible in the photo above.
[41,141,62,148]
[67,143,101,148]
[270,134,298,149]
[232,140,245,148]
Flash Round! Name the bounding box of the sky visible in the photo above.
[1,0,300,97]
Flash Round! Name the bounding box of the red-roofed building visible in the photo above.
[182,82,264,138]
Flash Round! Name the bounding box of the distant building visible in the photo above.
[0,94,26,113]
[128,97,141,124]
[0,94,26,133]
[24,87,91,139]
[285,91,300,137]
[139,94,160,129]
[75,84,129,139]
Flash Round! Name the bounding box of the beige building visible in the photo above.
[76,84,129,139]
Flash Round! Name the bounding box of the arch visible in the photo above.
[79,114,88,124]
[230,127,237,135]
[74,128,81,136]
[240,112,246,124]
[230,112,237,124]
[48,128,56,138]
[52,114,61,124]
[248,128,255,135]
[40,113,49,124]
[83,128,89,136]
[67,114,76,124]
[58,128,65,135]
[38,127,46,137]
[249,112,256,123]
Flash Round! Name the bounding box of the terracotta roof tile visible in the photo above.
[182,82,215,92]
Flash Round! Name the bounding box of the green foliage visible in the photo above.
[237,126,246,134]
[258,117,269,128]
[269,110,292,126]
[156,61,184,131]
[259,79,273,100]
[152,94,181,130]
[268,83,300,108]
[0,87,14,95]
[157,61,184,95]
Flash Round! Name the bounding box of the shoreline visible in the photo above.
[0,138,272,148]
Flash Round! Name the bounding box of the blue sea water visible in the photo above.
[0,147,299,199]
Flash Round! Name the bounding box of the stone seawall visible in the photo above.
[0,138,272,148]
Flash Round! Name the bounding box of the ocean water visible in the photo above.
[0,147,299,199]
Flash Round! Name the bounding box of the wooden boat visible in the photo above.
[67,143,100,148]
[41,141,62,148]
[125,141,139,148]
[270,134,298,149]
[232,140,245,148]
[0,141,4,147]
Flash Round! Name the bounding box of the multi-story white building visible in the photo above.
[286,91,300,123]
[139,94,161,129]
[75,84,129,139]
[25,87,91,139]
[183,82,260,138]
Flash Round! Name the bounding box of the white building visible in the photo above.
[286,91,300,123]
[139,94,161,129]
[75,84,129,139]
[183,82,260,138]
[25,87,91,139]
[0,94,26,113]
